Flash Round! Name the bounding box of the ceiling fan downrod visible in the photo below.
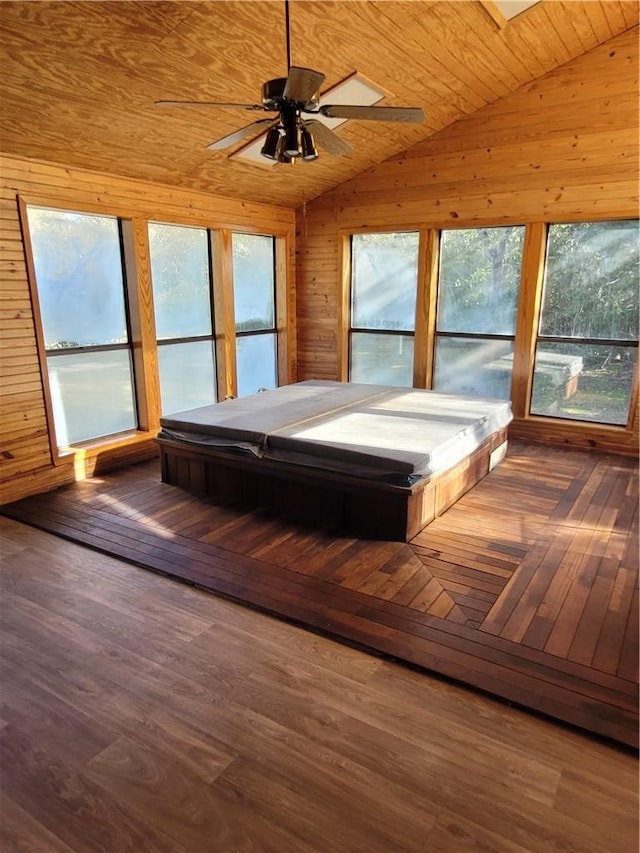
[285,0,292,73]
[259,0,319,163]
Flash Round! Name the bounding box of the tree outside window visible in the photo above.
[433,226,525,400]
[531,220,639,425]
[349,231,419,387]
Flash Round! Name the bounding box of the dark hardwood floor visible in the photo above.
[1,440,638,749]
[1,515,638,853]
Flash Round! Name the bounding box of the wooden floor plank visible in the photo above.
[617,582,639,683]
[337,541,406,590]
[3,514,636,853]
[362,550,423,600]
[523,551,591,652]
[1,441,637,748]
[544,557,618,665]
[519,523,605,652]
[480,538,556,637]
[12,472,636,700]
[412,530,524,567]
[7,491,634,703]
[591,565,638,675]
[414,543,515,579]
[557,555,618,664]
[0,792,76,853]
[421,561,508,594]
[0,725,179,853]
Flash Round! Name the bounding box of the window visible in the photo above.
[530,221,639,425]
[148,223,217,415]
[433,226,525,399]
[349,232,419,386]
[232,233,277,397]
[26,206,137,446]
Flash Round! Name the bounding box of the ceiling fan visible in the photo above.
[155,1,425,164]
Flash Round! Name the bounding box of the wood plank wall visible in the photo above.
[0,159,295,504]
[296,29,639,455]
[0,29,637,506]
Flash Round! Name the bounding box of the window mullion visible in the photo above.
[414,229,439,390]
[121,218,160,432]
[18,196,59,463]
[628,358,639,432]
[435,331,515,342]
[510,222,547,419]
[275,235,291,385]
[537,335,638,348]
[338,234,352,382]
[211,228,237,399]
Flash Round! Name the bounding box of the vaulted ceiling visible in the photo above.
[0,1,636,208]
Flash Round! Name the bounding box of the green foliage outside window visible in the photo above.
[437,226,524,336]
[532,220,638,425]
[541,221,639,340]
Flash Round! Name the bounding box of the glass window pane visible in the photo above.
[236,334,277,397]
[350,332,414,387]
[232,234,275,332]
[540,221,639,340]
[158,340,216,415]
[351,232,419,331]
[530,342,636,425]
[47,350,136,445]
[148,222,211,340]
[437,226,524,335]
[27,207,128,348]
[433,337,514,399]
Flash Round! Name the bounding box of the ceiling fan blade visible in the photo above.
[156,100,265,111]
[207,119,277,151]
[303,120,352,156]
[320,105,425,123]
[283,66,326,103]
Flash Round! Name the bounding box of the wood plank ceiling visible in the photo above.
[0,1,636,208]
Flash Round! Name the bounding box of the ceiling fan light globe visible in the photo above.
[260,127,282,160]
[283,123,302,157]
[300,127,319,161]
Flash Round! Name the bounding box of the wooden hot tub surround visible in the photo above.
[156,381,512,541]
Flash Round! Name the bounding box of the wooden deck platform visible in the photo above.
[2,440,637,747]
[157,428,508,542]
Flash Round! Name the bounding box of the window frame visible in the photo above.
[231,232,280,397]
[346,230,421,387]
[528,219,639,427]
[21,200,142,455]
[148,220,219,415]
[20,196,293,465]
[432,224,526,402]
[340,218,638,443]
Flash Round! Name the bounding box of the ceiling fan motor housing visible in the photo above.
[261,77,319,110]
[261,78,288,109]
